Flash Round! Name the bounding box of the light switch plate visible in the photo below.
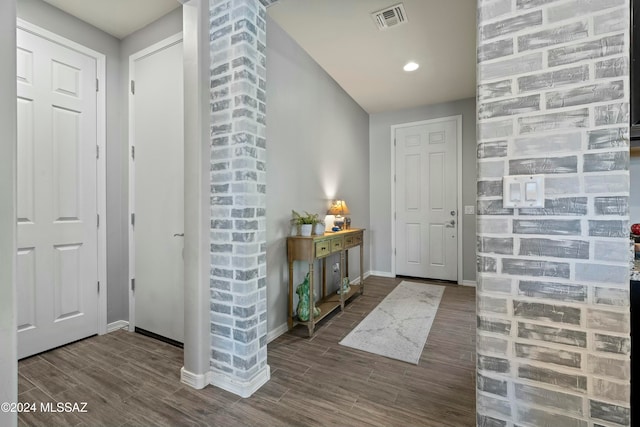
[503,175,545,208]
[464,205,475,215]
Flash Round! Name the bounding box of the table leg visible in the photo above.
[288,261,294,330]
[322,258,327,298]
[345,248,349,278]
[308,262,315,336]
[360,239,364,294]
[339,249,346,310]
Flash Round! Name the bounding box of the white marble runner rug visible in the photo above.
[339,281,445,364]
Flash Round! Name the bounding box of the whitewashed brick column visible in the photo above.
[208,0,270,397]
[477,0,631,426]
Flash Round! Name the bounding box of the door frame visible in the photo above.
[16,18,108,336]
[390,115,463,282]
[127,32,183,332]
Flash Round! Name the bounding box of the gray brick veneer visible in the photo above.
[476,0,631,425]
[209,0,269,389]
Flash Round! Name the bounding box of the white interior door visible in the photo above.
[395,118,458,280]
[131,37,184,343]
[16,28,98,358]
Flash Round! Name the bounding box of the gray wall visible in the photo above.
[476,1,630,425]
[17,0,124,322]
[116,7,183,322]
[265,16,370,334]
[369,99,477,282]
[0,1,17,425]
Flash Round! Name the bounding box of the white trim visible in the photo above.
[181,0,212,389]
[461,280,477,287]
[349,271,372,284]
[210,365,271,398]
[369,270,395,278]
[390,115,463,282]
[16,18,108,337]
[181,367,212,389]
[267,323,288,343]
[127,32,184,333]
[456,116,463,285]
[107,320,130,333]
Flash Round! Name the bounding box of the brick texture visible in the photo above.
[209,0,268,386]
[476,0,630,425]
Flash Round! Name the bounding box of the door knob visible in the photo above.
[173,233,184,237]
[445,220,455,228]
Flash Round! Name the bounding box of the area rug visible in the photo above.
[339,281,444,364]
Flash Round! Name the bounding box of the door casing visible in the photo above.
[16,18,107,337]
[390,115,463,282]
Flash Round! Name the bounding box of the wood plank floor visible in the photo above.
[18,276,476,427]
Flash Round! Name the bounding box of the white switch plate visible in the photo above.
[464,205,475,215]
[503,175,545,208]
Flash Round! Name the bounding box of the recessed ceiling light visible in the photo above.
[403,61,419,72]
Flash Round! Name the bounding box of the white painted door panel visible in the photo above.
[16,29,98,358]
[396,119,457,280]
[132,40,184,343]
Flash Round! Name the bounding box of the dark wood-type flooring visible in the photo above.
[18,276,476,426]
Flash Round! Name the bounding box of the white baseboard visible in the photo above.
[210,365,271,398]
[107,320,129,333]
[460,280,477,287]
[181,367,211,390]
[349,271,372,285]
[369,270,395,278]
[267,323,288,343]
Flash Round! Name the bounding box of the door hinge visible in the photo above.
[394,212,396,220]
[394,174,396,183]
[97,281,100,293]
[96,78,99,92]
[394,248,397,255]
[131,213,135,227]
[131,278,135,292]
[394,139,396,146]
[96,145,100,159]
[131,146,135,160]
[97,214,100,228]
[130,80,135,95]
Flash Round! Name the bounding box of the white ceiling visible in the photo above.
[40,0,477,113]
[268,0,477,113]
[41,0,181,39]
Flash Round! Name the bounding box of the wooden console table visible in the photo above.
[287,228,365,336]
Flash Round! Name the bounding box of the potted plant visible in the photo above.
[291,210,318,236]
[314,218,326,235]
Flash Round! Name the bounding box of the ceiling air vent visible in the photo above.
[371,3,408,31]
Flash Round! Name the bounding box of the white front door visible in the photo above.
[130,37,184,343]
[16,28,98,358]
[395,118,458,281]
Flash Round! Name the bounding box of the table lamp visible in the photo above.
[327,200,350,231]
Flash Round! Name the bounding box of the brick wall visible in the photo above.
[476,0,631,425]
[209,0,269,392]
